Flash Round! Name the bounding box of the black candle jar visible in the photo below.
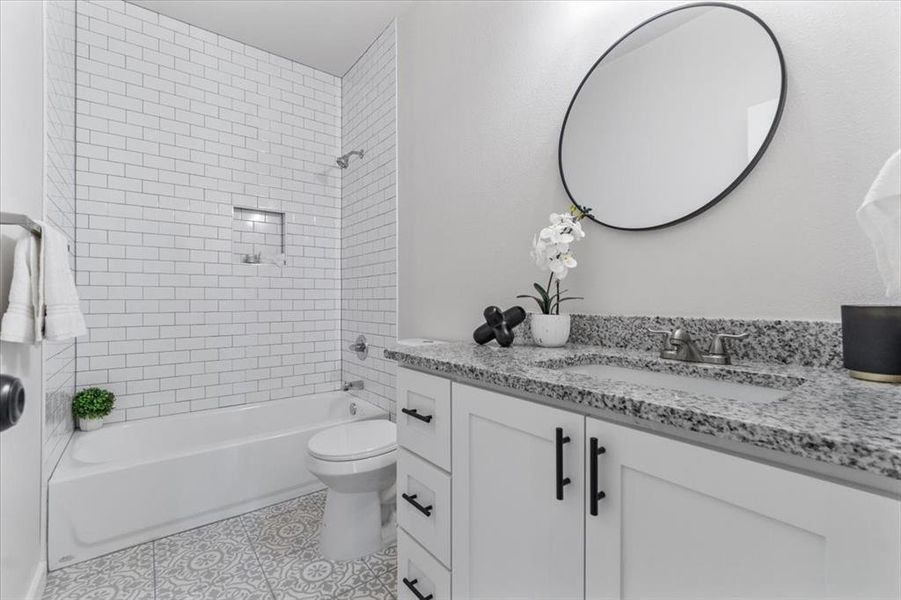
[841,305,901,383]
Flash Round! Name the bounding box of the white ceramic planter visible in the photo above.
[79,417,103,432]
[531,314,571,348]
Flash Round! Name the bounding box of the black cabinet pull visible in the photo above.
[403,577,434,600]
[589,437,606,516]
[555,427,571,500]
[401,407,433,423]
[402,492,433,517]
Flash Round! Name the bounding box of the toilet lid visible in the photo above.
[308,420,397,461]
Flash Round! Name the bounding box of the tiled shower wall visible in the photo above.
[45,0,77,473]
[74,0,342,421]
[341,23,397,414]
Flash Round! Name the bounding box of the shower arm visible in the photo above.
[336,149,365,168]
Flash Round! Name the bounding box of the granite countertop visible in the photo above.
[385,341,901,481]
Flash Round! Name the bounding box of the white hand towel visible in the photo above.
[38,221,86,341]
[857,149,901,298]
[0,235,40,343]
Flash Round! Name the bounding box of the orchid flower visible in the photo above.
[517,207,588,315]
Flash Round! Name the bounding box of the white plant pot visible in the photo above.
[78,416,103,431]
[531,314,571,348]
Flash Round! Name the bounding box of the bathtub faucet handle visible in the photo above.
[348,335,368,359]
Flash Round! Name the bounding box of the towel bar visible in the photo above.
[0,211,71,251]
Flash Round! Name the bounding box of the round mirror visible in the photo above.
[559,4,785,230]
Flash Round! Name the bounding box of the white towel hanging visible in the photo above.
[0,221,86,343]
[39,220,86,341]
[857,149,901,298]
[0,235,40,343]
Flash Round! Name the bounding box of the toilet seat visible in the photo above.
[308,419,396,462]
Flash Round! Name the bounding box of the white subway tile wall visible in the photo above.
[45,0,77,473]
[74,0,343,422]
[341,22,397,414]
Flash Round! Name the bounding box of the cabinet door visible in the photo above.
[585,417,901,600]
[452,383,584,600]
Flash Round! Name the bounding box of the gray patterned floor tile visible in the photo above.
[42,543,154,600]
[153,517,273,600]
[363,543,396,577]
[44,491,396,600]
[241,492,325,554]
[254,539,377,600]
[335,578,395,600]
[376,567,397,598]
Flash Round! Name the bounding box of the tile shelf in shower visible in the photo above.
[232,206,287,266]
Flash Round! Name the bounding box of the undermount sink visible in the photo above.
[560,363,790,403]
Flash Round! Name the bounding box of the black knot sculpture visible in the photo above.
[473,306,526,347]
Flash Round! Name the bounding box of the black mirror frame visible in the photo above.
[558,2,787,231]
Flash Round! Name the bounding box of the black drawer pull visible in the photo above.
[589,437,607,516]
[555,427,571,501]
[402,492,433,517]
[403,577,434,600]
[401,407,433,423]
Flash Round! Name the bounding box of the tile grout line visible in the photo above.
[360,549,396,599]
[238,514,278,600]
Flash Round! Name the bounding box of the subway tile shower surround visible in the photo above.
[341,22,398,414]
[75,0,343,421]
[45,0,78,475]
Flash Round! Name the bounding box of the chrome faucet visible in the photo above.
[648,328,749,365]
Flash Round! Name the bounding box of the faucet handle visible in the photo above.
[647,328,675,350]
[709,332,749,356]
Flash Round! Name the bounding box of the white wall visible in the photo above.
[341,21,397,415]
[74,0,343,421]
[397,1,901,340]
[0,2,47,597]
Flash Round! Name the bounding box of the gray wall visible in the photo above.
[397,1,901,340]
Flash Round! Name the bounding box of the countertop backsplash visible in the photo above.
[516,314,843,369]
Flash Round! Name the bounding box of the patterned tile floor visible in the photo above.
[43,491,398,600]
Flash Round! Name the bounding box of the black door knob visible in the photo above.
[0,374,26,433]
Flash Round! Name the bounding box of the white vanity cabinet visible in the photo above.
[396,368,454,600]
[451,383,585,600]
[394,367,901,600]
[585,417,901,600]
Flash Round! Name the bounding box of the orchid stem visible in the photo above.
[546,272,554,314]
[555,279,561,315]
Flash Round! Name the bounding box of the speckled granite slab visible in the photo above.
[517,314,843,368]
[385,342,901,481]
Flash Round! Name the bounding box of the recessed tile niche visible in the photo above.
[232,207,286,265]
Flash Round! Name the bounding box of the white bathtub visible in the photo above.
[48,392,386,569]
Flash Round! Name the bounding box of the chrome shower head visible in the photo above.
[336,149,364,169]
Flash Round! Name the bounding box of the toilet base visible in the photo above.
[320,489,393,561]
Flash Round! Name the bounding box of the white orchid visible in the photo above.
[518,207,589,315]
[569,218,585,240]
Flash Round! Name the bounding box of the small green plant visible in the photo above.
[72,388,115,420]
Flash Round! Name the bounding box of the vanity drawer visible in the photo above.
[397,448,451,567]
[398,528,451,600]
[397,367,451,470]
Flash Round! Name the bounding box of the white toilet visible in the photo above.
[307,419,397,560]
